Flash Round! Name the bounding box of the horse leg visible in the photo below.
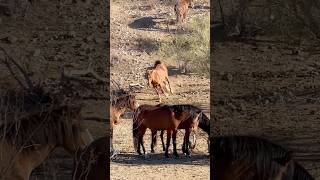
[137,127,147,155]
[172,130,179,157]
[151,129,157,153]
[160,130,166,151]
[140,127,147,155]
[184,129,191,156]
[153,86,162,102]
[165,129,172,158]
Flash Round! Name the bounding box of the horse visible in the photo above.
[110,93,138,157]
[174,0,192,23]
[72,136,108,180]
[146,60,173,103]
[110,93,139,127]
[132,104,202,158]
[151,104,210,155]
[210,136,315,180]
[0,104,93,180]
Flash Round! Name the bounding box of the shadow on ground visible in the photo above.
[112,153,209,166]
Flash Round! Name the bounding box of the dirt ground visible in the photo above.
[0,0,108,179]
[212,35,320,178]
[110,0,210,179]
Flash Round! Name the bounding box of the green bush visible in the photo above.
[156,13,210,76]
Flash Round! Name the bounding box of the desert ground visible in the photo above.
[110,0,210,179]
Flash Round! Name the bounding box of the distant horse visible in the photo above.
[211,136,315,180]
[151,104,210,155]
[146,60,172,103]
[72,136,108,180]
[133,104,202,158]
[0,105,93,180]
[174,0,192,23]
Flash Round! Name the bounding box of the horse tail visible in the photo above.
[165,76,173,94]
[132,108,141,152]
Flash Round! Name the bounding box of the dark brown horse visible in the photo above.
[72,136,108,180]
[146,60,173,103]
[0,105,93,180]
[211,136,315,180]
[151,104,210,155]
[133,104,202,158]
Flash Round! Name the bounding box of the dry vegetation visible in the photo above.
[213,0,320,178]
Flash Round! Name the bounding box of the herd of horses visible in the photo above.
[0,0,316,179]
[0,61,315,179]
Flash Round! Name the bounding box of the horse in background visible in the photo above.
[151,104,210,156]
[174,0,193,23]
[210,136,315,180]
[133,104,201,158]
[0,105,93,180]
[72,136,108,180]
[146,60,173,103]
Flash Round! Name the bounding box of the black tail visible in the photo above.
[199,113,210,135]
[132,108,140,152]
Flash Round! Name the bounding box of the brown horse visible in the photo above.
[211,136,315,180]
[72,136,108,180]
[110,93,138,157]
[174,0,192,23]
[110,94,139,127]
[146,60,173,103]
[133,104,202,158]
[0,105,93,180]
[151,104,210,155]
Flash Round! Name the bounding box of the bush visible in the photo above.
[156,13,210,76]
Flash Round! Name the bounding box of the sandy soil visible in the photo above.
[110,0,210,179]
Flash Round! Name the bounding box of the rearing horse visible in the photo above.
[133,104,202,158]
[0,105,93,180]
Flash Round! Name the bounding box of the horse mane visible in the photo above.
[154,60,162,68]
[212,136,293,179]
[0,105,82,152]
[111,94,131,108]
[170,104,209,133]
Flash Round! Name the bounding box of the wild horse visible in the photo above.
[133,104,202,158]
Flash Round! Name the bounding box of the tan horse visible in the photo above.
[72,136,108,180]
[0,105,93,180]
[174,0,192,23]
[146,61,173,102]
[133,104,201,158]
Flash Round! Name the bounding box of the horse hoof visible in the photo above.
[151,150,155,153]
[165,154,169,158]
